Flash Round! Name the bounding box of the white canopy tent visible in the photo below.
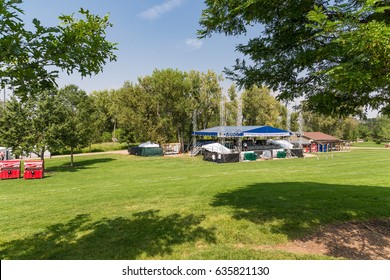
[202,143,231,154]
[138,141,160,148]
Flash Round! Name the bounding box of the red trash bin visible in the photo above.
[0,160,21,179]
[24,160,44,179]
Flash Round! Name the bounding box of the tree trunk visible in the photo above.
[177,129,184,153]
[40,148,45,160]
[70,147,74,167]
[177,129,181,150]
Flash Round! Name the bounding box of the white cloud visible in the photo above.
[139,0,184,20]
[185,38,203,50]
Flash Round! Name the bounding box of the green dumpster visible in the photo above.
[244,152,257,161]
[276,151,286,158]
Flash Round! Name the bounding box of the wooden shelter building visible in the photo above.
[290,132,350,153]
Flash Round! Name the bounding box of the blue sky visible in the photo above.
[20,0,249,93]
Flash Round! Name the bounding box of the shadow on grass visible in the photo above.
[45,158,116,173]
[211,182,390,259]
[0,210,216,260]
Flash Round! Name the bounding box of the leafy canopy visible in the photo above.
[199,0,390,116]
[0,0,117,98]
[0,85,94,160]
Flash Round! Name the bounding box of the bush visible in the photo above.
[81,142,128,153]
[101,132,113,143]
[51,143,128,156]
[375,140,382,144]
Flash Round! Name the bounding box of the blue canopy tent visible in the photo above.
[192,126,291,138]
[191,126,294,161]
[191,126,300,161]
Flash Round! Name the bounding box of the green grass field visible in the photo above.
[351,141,389,148]
[0,148,389,260]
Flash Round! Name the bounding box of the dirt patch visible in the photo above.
[273,219,390,259]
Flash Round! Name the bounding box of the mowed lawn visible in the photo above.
[0,148,389,260]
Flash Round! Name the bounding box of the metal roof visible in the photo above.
[302,132,341,142]
[192,126,291,137]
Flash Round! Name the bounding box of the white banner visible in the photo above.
[1,260,388,280]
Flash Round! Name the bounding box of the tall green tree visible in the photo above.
[199,0,390,116]
[27,90,68,159]
[225,84,238,126]
[141,69,192,148]
[373,116,390,141]
[357,121,373,141]
[188,70,222,130]
[302,112,344,136]
[1,0,117,98]
[340,118,360,141]
[113,82,154,144]
[56,85,95,166]
[90,89,117,142]
[241,85,285,127]
[299,111,360,140]
[0,91,71,159]
[0,97,31,158]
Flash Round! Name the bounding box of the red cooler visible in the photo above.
[24,160,44,179]
[0,160,21,179]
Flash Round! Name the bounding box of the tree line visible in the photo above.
[1,68,389,163]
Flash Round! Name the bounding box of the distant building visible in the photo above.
[290,132,350,152]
